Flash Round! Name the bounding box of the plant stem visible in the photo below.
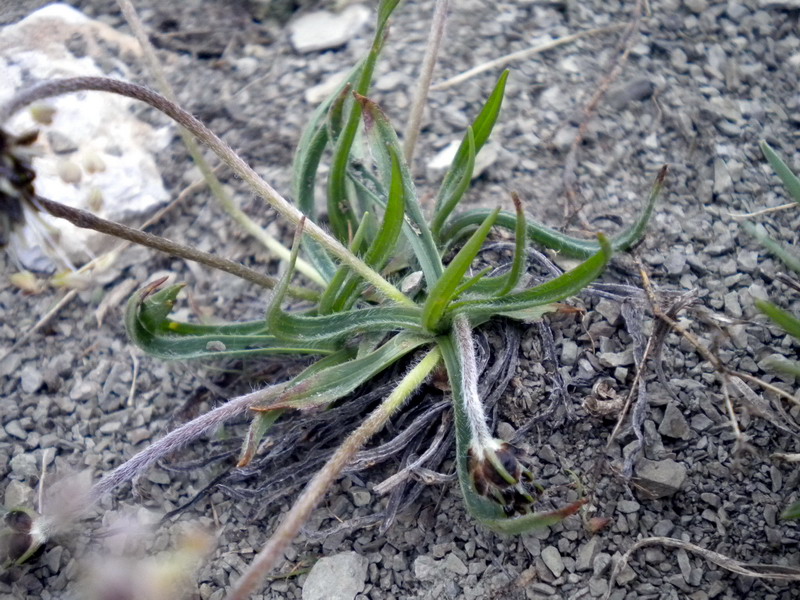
[452,314,493,451]
[90,383,286,501]
[402,0,450,165]
[2,77,413,306]
[34,195,319,301]
[117,0,326,288]
[225,346,441,600]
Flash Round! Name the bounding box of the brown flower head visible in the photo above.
[468,439,541,517]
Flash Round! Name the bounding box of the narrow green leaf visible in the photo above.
[453,234,612,322]
[237,410,283,467]
[326,146,408,313]
[357,93,443,286]
[442,165,667,258]
[377,0,402,31]
[431,127,476,236]
[317,212,372,314]
[326,0,398,241]
[432,71,508,235]
[755,299,800,339]
[133,278,184,333]
[267,305,427,344]
[470,190,528,296]
[364,146,406,269]
[451,266,492,299]
[252,333,429,411]
[326,82,352,143]
[125,277,333,360]
[498,191,528,296]
[421,208,499,332]
[761,141,800,204]
[742,221,800,274]
[265,218,306,331]
[291,62,366,280]
[471,70,509,151]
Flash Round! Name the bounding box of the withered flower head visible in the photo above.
[1,507,47,567]
[468,439,540,517]
[0,128,39,248]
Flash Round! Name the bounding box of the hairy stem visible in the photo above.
[452,314,493,452]
[34,195,319,301]
[2,77,412,306]
[402,0,450,165]
[226,346,441,600]
[90,383,286,501]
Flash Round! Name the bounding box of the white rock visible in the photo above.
[427,139,500,178]
[304,70,349,105]
[302,551,368,600]
[1,4,171,271]
[289,5,371,53]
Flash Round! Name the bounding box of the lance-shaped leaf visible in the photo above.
[437,331,585,535]
[126,279,332,360]
[326,145,408,313]
[431,70,509,235]
[251,333,430,411]
[358,93,444,286]
[431,127,476,237]
[237,347,359,466]
[421,208,499,332]
[326,0,400,240]
[292,62,366,280]
[442,165,667,258]
[317,214,372,315]
[761,140,800,204]
[452,234,612,323]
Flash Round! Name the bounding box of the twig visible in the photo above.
[430,24,625,91]
[403,0,450,164]
[225,348,441,600]
[604,536,800,599]
[117,0,325,287]
[2,77,412,305]
[561,2,643,219]
[90,383,287,501]
[33,194,319,299]
[727,202,796,220]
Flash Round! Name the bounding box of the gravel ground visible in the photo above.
[2,0,800,599]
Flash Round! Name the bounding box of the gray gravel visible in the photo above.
[2,0,800,599]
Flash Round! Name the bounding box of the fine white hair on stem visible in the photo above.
[453,314,493,453]
[89,384,285,502]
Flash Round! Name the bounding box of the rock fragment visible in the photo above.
[634,458,687,498]
[302,551,369,600]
